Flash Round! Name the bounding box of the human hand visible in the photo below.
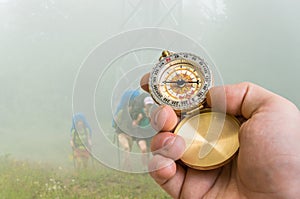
[141,74,300,199]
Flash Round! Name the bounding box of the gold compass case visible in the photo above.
[148,50,240,170]
[174,111,240,170]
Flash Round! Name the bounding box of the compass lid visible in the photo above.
[174,111,240,170]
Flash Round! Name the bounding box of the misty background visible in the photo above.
[0,0,299,167]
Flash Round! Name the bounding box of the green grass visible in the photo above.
[0,155,170,199]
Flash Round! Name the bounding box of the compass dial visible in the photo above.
[149,52,213,112]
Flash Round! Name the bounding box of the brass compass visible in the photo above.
[148,50,240,170]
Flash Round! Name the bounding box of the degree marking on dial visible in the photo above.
[150,52,212,111]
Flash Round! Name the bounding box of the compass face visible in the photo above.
[149,52,213,112]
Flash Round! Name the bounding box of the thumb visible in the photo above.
[207,82,279,118]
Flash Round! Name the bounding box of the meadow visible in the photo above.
[0,155,170,199]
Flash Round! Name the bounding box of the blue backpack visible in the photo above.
[112,89,140,128]
[71,113,92,136]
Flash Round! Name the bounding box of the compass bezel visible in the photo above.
[149,52,213,113]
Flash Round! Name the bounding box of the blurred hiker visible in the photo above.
[114,93,136,170]
[113,91,155,170]
[70,113,92,169]
[131,96,155,167]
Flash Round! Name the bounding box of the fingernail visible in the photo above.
[155,157,173,170]
[162,136,175,147]
[153,105,165,125]
[149,155,173,171]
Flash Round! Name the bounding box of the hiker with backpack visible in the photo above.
[131,96,155,168]
[113,90,155,170]
[70,113,92,169]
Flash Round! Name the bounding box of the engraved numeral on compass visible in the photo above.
[153,69,159,75]
[153,85,163,98]
[171,101,179,106]
[181,100,188,106]
[163,97,170,103]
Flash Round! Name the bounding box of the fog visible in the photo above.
[0,0,299,170]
